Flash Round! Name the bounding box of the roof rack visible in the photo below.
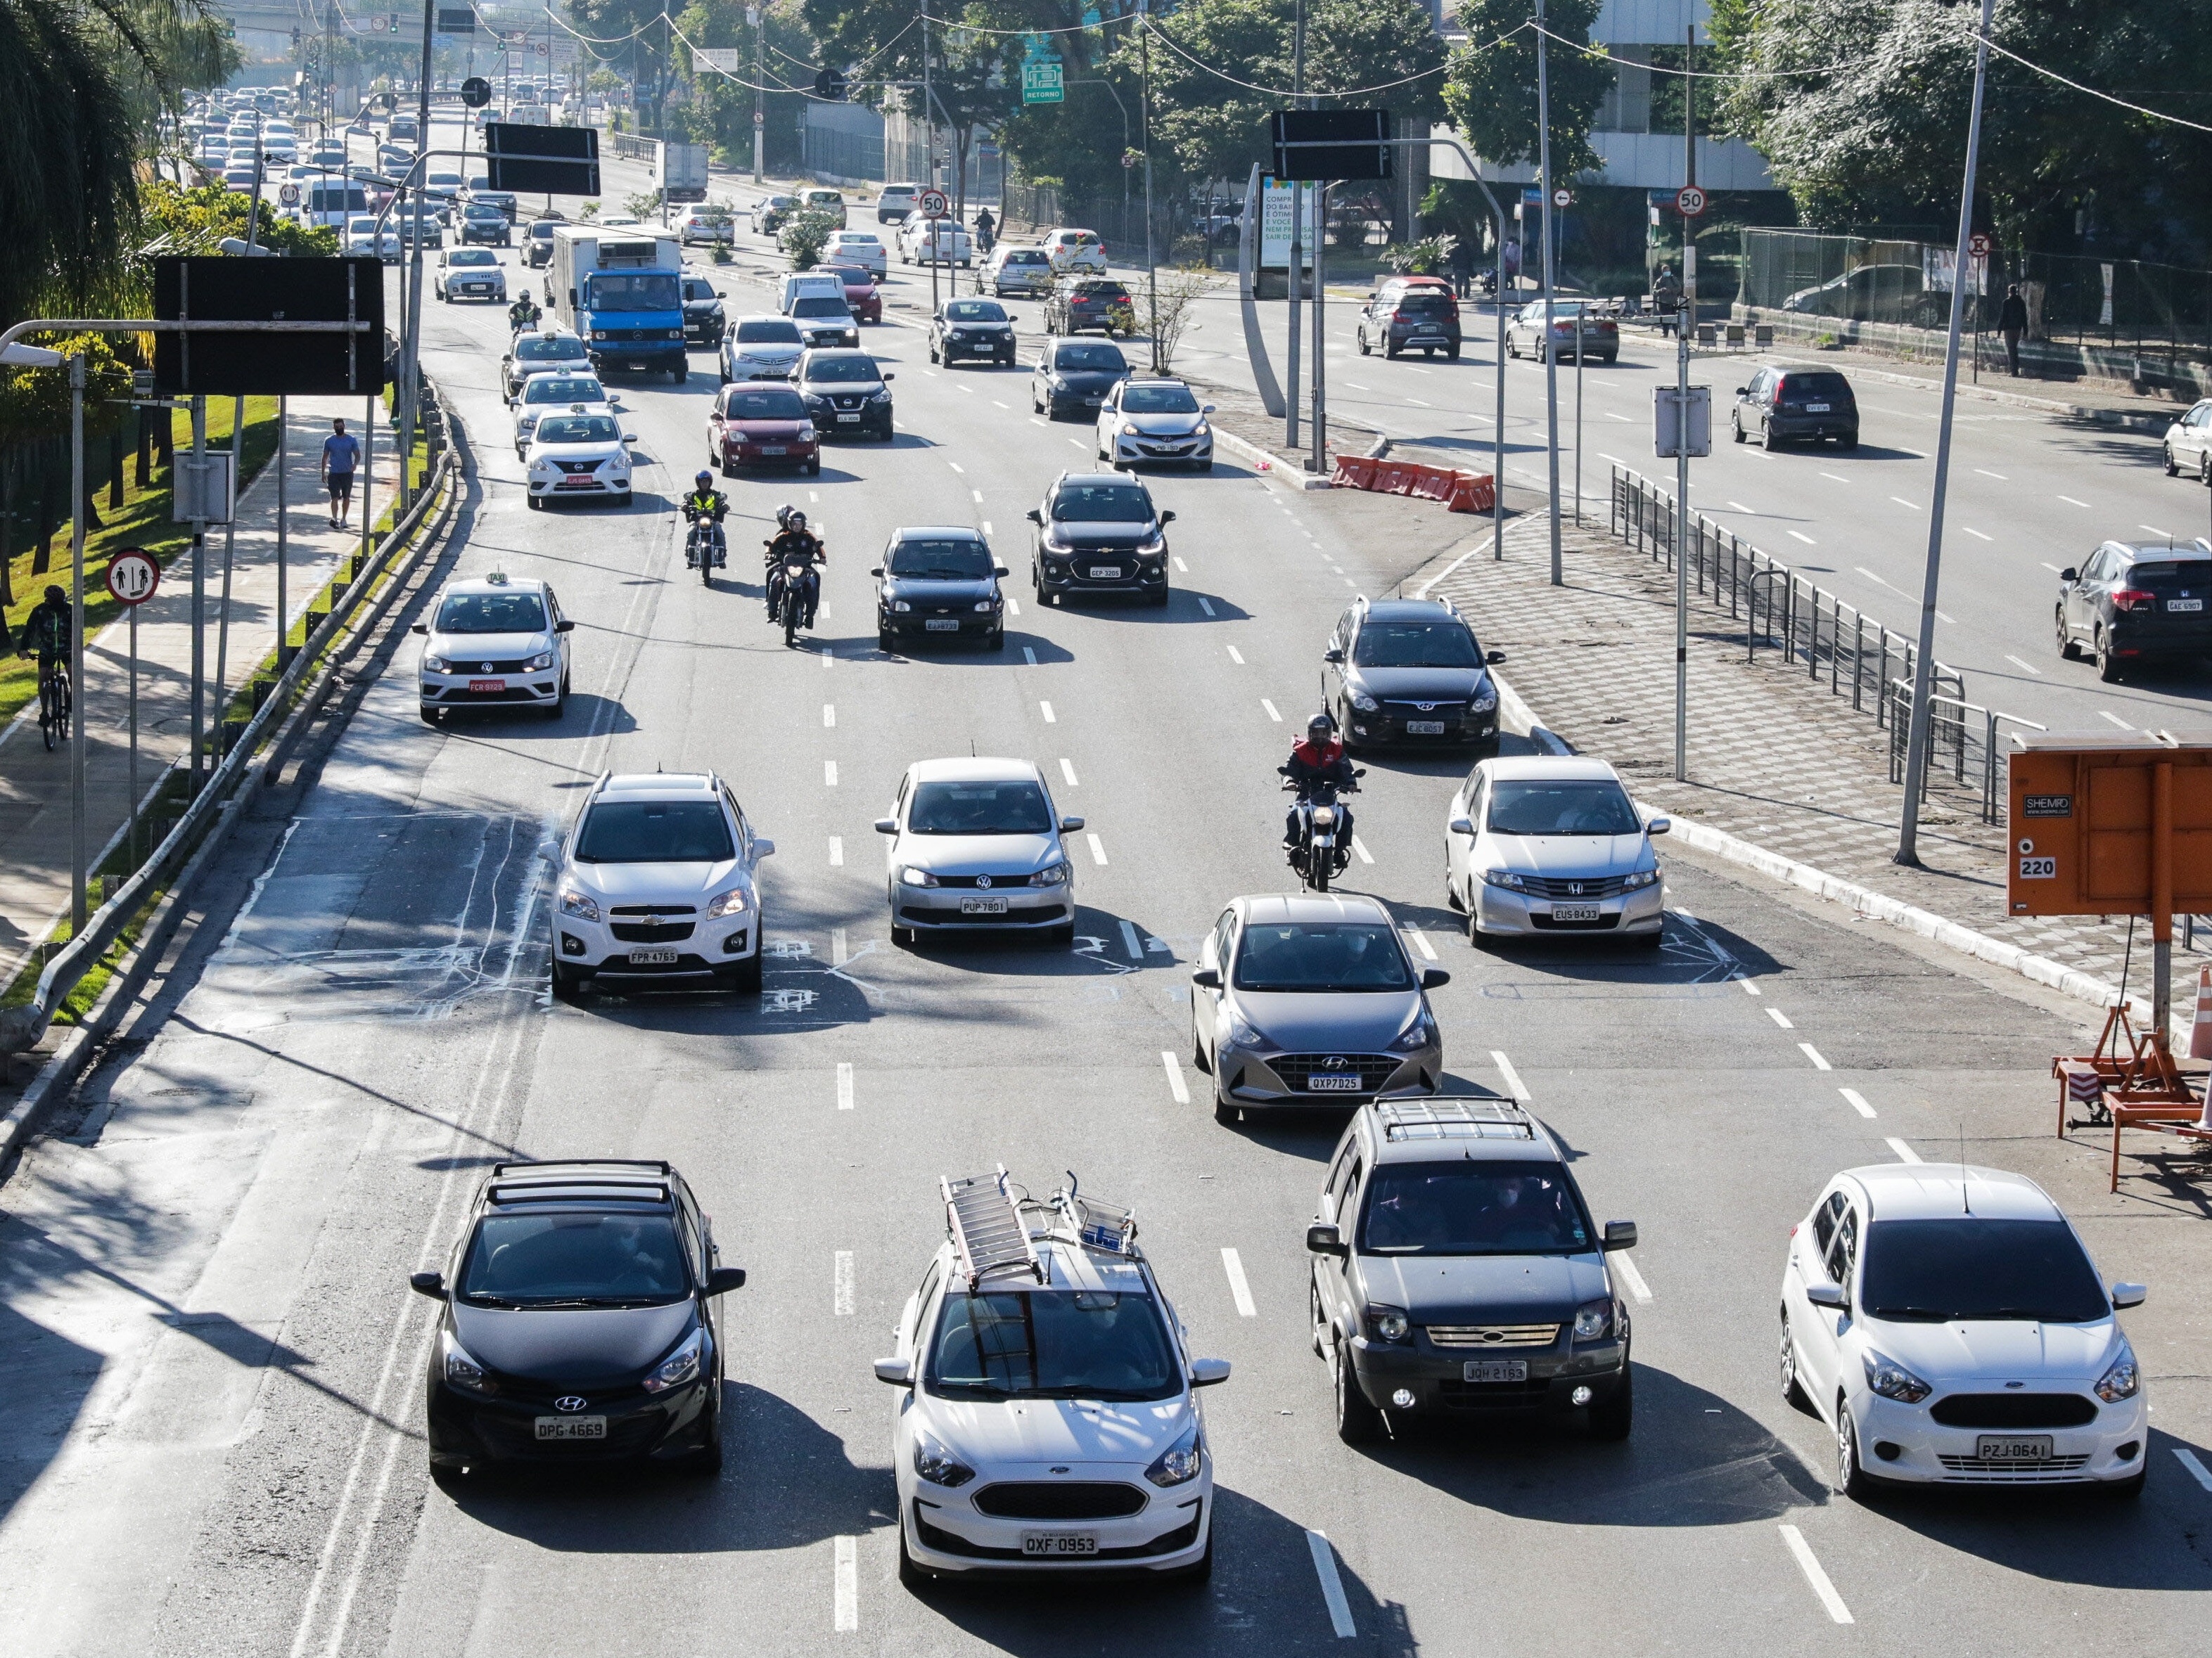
[943,1167,1043,1288]
[491,1157,672,1178]
[1376,1098,1535,1142]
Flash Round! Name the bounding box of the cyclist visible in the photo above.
[682,470,728,568]
[20,584,74,728]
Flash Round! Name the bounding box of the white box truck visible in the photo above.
[657,142,710,205]
[549,225,689,381]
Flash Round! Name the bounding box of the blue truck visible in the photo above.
[548,225,689,383]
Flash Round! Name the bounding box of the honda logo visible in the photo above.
[1568,882,1584,897]
[554,1396,589,1413]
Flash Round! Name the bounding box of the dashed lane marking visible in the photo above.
[1023,647,1038,665]
[1087,833,1108,866]
[1161,1050,1190,1104]
[2100,710,2135,730]
[1798,1041,1831,1071]
[1221,1248,1257,1317]
[1788,530,1816,545]
[2005,655,2042,676]
[1306,1531,1357,1639]
[1262,699,1282,722]
[1198,598,1217,616]
[2173,1448,2212,1491]
[823,703,836,728]
[1766,1006,1794,1029]
[833,1536,858,1632]
[1060,758,1079,786]
[2059,494,2092,508]
[1120,918,1143,960]
[1040,700,1056,723]
[1404,927,1436,961]
[828,837,844,867]
[1886,1136,1922,1164]
[1612,1252,1653,1303]
[1963,527,1993,541]
[1778,1525,1853,1624]
[832,927,848,967]
[1839,1088,1877,1119]
[947,460,964,473]
[824,760,838,786]
[1492,1050,1531,1103]
[1174,555,1189,572]
[836,1062,854,1111]
[1350,835,1374,865]
[1227,645,1244,664]
[833,1252,855,1315]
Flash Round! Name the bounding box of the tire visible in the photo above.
[807,458,821,476]
[1447,345,1460,361]
[878,626,894,652]
[1310,1278,1328,1358]
[551,961,587,1003]
[688,1413,725,1477]
[2200,453,2211,486]
[2097,630,2122,683]
[1779,1313,1808,1409]
[1835,1401,1875,1500]
[1732,416,1746,444]
[1761,423,1780,451]
[1586,1368,1634,1440]
[2165,444,2181,477]
[545,674,567,720]
[1356,332,1369,356]
[1383,342,1398,361]
[420,705,440,725]
[1191,1011,1211,1074]
[2102,1466,2147,1500]
[1048,921,1075,945]
[2057,606,2080,660]
[1312,856,1330,894]
[730,950,763,993]
[1838,432,1860,451]
[1213,1084,1237,1125]
[1334,1347,1384,1445]
[897,1520,935,1589]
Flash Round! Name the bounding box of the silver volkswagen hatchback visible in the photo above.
[1444,757,1668,944]
[876,758,1080,945]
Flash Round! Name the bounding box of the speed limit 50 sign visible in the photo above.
[1675,186,1708,218]
[919,188,950,219]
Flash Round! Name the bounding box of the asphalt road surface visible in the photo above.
[1,113,2207,1658]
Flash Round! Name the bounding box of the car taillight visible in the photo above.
[2112,587,2157,612]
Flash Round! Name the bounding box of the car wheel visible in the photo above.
[730,950,764,994]
[2057,606,2080,660]
[2200,452,2212,486]
[551,961,587,1003]
[1309,1278,1328,1358]
[1356,331,1369,356]
[1447,346,1461,361]
[1048,921,1075,946]
[891,924,915,948]
[897,1519,936,1589]
[1835,1401,1875,1499]
[1334,1346,1385,1444]
[1732,416,1746,444]
[2097,629,2122,682]
[419,705,440,725]
[2165,444,2181,477]
[1838,432,1860,450]
[1779,1313,1808,1409]
[2102,1465,2148,1500]
[1761,423,1780,451]
[526,494,543,511]
[1586,1368,1633,1440]
[1383,342,1399,360]
[688,1411,725,1477]
[1212,1084,1237,1126]
[878,626,894,652]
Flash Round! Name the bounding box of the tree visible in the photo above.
[1442,0,1611,180]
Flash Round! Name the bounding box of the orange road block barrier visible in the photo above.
[1327,454,1495,515]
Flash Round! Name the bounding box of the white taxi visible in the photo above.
[413,571,573,723]
[523,408,635,510]
[510,374,613,458]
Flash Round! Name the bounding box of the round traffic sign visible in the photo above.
[1675,186,1708,218]
[461,75,492,109]
[106,549,159,608]
[1552,187,1573,209]
[919,188,950,219]
[279,182,301,206]
[1967,231,1993,258]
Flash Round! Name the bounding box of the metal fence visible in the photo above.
[807,124,884,183]
[1884,681,2046,826]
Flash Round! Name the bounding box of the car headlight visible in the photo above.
[1120,422,1140,436]
[890,600,912,612]
[1050,375,1069,390]
[1035,860,1070,886]
[1365,1305,1412,1344]
[798,425,817,439]
[2095,1342,2140,1403]
[1136,535,1166,556]
[1388,1010,1435,1053]
[1224,1012,1272,1050]
[1861,1348,1932,1404]
[667,329,684,340]
[1144,1418,1204,1487]
[1622,868,1661,890]
[558,887,601,922]
[592,330,608,341]
[1573,1297,1616,1342]
[868,390,891,404]
[1468,686,1498,714]
[440,1328,493,1393]
[973,599,997,612]
[1193,423,1210,437]
[525,650,554,671]
[1481,868,1528,892]
[704,887,750,920]
[642,1326,705,1394]
[900,865,939,887]
[912,1427,976,1488]
[423,653,450,673]
[1348,688,1380,713]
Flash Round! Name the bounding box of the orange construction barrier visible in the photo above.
[1324,454,1496,516]
[1447,473,1496,513]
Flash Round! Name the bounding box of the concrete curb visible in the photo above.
[1214,425,1332,489]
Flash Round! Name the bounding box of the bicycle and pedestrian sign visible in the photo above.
[107,549,160,607]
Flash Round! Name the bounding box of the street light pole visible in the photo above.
[750,6,764,183]
[1897,0,1997,867]
[1141,1,1158,374]
[1537,0,1562,585]
[68,354,87,931]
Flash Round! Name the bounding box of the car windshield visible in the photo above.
[1051,484,1151,523]
[529,220,560,236]
[1860,1219,2109,1323]
[888,538,992,579]
[435,591,547,634]
[456,1212,690,1307]
[793,297,852,319]
[516,335,585,360]
[907,779,1052,835]
[803,355,881,383]
[1233,922,1413,992]
[1486,779,1640,836]
[449,248,495,266]
[927,1289,1178,1401]
[535,415,618,444]
[1122,385,1200,414]
[945,300,1007,322]
[1054,345,1126,373]
[1359,1162,1592,1256]
[1355,619,1481,668]
[575,799,735,863]
[726,388,806,419]
[465,203,502,217]
[736,319,803,344]
[523,377,603,405]
[591,272,680,312]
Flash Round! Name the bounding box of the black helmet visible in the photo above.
[788,510,807,530]
[44,585,65,605]
[1307,712,1336,737]
[695,470,712,487]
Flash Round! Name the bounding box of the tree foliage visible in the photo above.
[1442,0,1611,180]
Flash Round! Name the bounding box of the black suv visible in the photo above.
[1027,471,1173,606]
[1355,280,1462,361]
[414,1159,746,1479]
[2057,538,2212,681]
[795,348,895,440]
[680,272,727,348]
[1324,596,1507,753]
[1732,366,1858,449]
[1307,1099,1637,1444]
[1044,277,1134,338]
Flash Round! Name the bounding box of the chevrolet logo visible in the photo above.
[642,914,663,927]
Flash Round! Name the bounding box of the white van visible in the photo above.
[778,270,849,314]
[299,179,370,231]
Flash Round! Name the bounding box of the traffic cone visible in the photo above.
[2191,966,2212,1060]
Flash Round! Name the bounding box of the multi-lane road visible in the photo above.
[1,114,2208,1657]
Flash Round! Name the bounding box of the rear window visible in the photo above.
[1779,372,1853,400]
[2127,560,2212,590]
[1395,293,1455,316]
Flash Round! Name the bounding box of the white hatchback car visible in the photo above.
[1782,1164,2148,1498]
[551,771,774,999]
[826,229,888,278]
[874,757,1080,945]
[523,408,635,510]
[414,572,573,724]
[1096,376,1214,472]
[2162,397,2212,483]
[1041,226,1109,274]
[876,1169,1227,1586]
[1444,757,1668,944]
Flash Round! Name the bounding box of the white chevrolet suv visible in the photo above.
[876,1170,1229,1586]
[551,772,774,1001]
[414,572,573,723]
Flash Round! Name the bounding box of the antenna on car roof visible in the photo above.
[1960,1122,1971,1214]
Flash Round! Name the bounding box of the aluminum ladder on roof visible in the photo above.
[942,1167,1042,1287]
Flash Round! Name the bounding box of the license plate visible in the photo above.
[1305,1074,1364,1093]
[837,413,861,423]
[926,619,960,631]
[1406,720,1447,735]
[628,949,679,965]
[1805,402,1831,412]
[468,678,505,693]
[2169,599,2203,612]
[759,445,786,456]
[1021,1532,1097,1557]
[1085,395,1102,405]
[1550,904,1603,922]
[1463,1360,1529,1384]
[535,1415,606,1440]
[959,897,1009,914]
[1088,566,1123,579]
[1976,1434,2052,1462]
[556,480,595,489]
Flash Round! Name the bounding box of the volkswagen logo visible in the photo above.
[1324,1055,1350,1069]
[976,873,992,890]
[480,662,494,674]
[554,1396,588,1413]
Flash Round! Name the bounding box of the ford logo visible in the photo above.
[1049,1465,1070,1474]
[976,873,992,890]
[554,1396,588,1413]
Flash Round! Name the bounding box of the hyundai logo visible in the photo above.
[1324,1055,1350,1069]
[976,873,992,890]
[554,1396,589,1413]
[1414,702,1439,712]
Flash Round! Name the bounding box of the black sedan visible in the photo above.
[1032,338,1130,420]
[928,297,1017,366]
[795,348,895,440]
[1324,596,1507,753]
[1732,366,1859,449]
[414,1159,746,1480]
[1028,472,1173,607]
[1044,277,1134,338]
[873,525,1009,650]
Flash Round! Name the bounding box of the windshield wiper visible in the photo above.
[1869,1306,1951,1321]
[458,1292,523,1308]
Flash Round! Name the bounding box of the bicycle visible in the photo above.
[35,657,70,752]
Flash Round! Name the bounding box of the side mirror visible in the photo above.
[1059,815,1085,832]
[1421,967,1451,989]
[874,816,898,835]
[1647,816,1672,836]
[411,622,428,635]
[1734,386,1748,396]
[1602,1221,1639,1252]
[1306,1223,1349,1259]
[704,1266,747,1296]
[1448,814,1474,837]
[1805,1283,1848,1310]
[869,565,884,577]
[752,838,775,859]
[993,564,1009,577]
[1191,967,1222,990]
[1202,404,1217,414]
[1324,648,1345,665]
[555,619,575,633]
[1189,1357,1232,1388]
[2111,1281,2147,1309]
[1485,649,1507,665]
[881,371,895,382]
[1025,508,1042,524]
[873,1356,914,1386]
[2059,567,2078,583]
[1160,509,1177,524]
[409,1271,447,1299]
[622,432,637,444]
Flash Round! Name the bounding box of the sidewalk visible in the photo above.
[0,401,395,983]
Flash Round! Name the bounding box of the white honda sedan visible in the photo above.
[1444,756,1668,944]
[875,757,1080,946]
[523,409,634,510]
[1781,1164,2149,1499]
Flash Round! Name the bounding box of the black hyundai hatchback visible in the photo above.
[414,1159,746,1481]
[1324,596,1507,753]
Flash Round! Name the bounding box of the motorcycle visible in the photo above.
[685,518,727,585]
[1282,769,1362,893]
[764,535,821,646]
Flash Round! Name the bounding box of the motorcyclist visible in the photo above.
[1280,712,1356,852]
[508,289,542,332]
[765,508,826,626]
[972,205,996,254]
[682,470,728,567]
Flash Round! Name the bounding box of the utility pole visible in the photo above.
[1673,24,1695,783]
[750,6,765,182]
[68,355,87,931]
[1284,0,1306,452]
[398,0,435,513]
[1537,0,1561,585]
[1898,0,1997,867]
[1141,0,1157,373]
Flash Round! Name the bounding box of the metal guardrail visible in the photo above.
[1884,681,2047,825]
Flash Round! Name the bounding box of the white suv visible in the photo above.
[876,1169,1229,1585]
[1781,1163,2149,1499]
[551,772,774,1000]
[414,572,573,723]
[1042,227,1109,274]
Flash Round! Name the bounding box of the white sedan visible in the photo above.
[1782,1163,2148,1498]
[826,230,888,278]
[523,410,635,510]
[2162,397,2212,483]
[511,375,613,456]
[1444,756,1667,944]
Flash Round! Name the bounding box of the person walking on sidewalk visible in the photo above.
[1652,264,1681,338]
[1999,282,2029,376]
[322,418,361,529]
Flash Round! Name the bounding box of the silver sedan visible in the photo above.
[876,757,1080,945]
[1444,757,1668,944]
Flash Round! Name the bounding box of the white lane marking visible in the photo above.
[828,836,844,866]
[1023,647,1038,666]
[1889,495,1920,510]
[1060,757,1079,786]
[1199,597,1217,617]
[1975,468,2007,480]
[833,1252,855,1315]
[2040,561,2064,573]
[971,489,984,503]
[1886,1137,1922,1164]
[810,490,821,503]
[1798,1041,1832,1071]
[1069,438,1085,449]
[1963,527,1993,541]
[1492,1050,1531,1103]
[823,703,836,728]
[2100,710,2135,730]
[1839,1088,1877,1119]
[1778,1525,1853,1624]
[1345,380,1371,390]
[824,760,839,786]
[1350,835,1374,865]
[2005,654,2043,675]
[1030,418,1048,429]
[1766,1006,1794,1029]
[2140,524,2174,539]
[1405,927,1437,961]
[822,646,835,669]
[1040,700,1056,724]
[1738,975,1762,996]
[2173,1448,2212,1491]
[1004,593,1018,615]
[1221,1248,1258,1317]
[1342,577,1357,587]
[1612,1252,1653,1303]
[1307,1531,1358,1639]
[837,1062,854,1110]
[1727,500,1757,513]
[1120,918,1144,960]
[1407,397,1433,408]
[992,399,1010,409]
[2059,494,2092,508]
[1787,529,1816,545]
[1819,472,1849,484]
[983,520,995,536]
[1087,833,1108,866]
[1262,698,1282,722]
[832,927,848,966]
[1603,410,1631,422]
[1174,555,1189,572]
[947,460,964,473]
[1161,1050,1190,1104]
[1227,645,1245,664]
[833,1535,858,1632]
